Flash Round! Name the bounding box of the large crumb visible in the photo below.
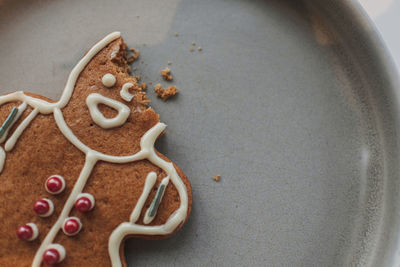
[127,48,139,63]
[154,84,178,100]
[197,46,202,51]
[212,174,221,182]
[160,67,173,81]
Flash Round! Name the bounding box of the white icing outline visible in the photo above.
[0,147,5,173]
[120,82,134,102]
[26,223,39,241]
[86,93,130,129]
[5,108,38,151]
[76,192,95,211]
[143,176,169,224]
[0,102,27,143]
[62,217,82,236]
[0,32,188,267]
[102,73,116,88]
[35,198,54,218]
[45,175,66,195]
[45,243,66,263]
[129,172,157,223]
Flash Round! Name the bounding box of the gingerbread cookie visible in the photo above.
[0,32,192,266]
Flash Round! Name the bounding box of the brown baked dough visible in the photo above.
[0,34,192,267]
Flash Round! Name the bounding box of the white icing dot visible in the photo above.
[26,223,39,241]
[45,244,66,263]
[36,198,55,218]
[102,73,116,87]
[62,217,82,236]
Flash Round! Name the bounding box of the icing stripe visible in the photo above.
[108,132,188,267]
[144,177,169,224]
[5,108,38,151]
[146,184,166,219]
[0,107,18,139]
[0,102,27,143]
[130,172,157,223]
[0,147,5,173]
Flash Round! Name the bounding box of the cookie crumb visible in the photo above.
[174,32,179,37]
[160,67,173,81]
[141,82,147,90]
[127,48,139,63]
[212,174,221,182]
[142,43,146,47]
[136,75,141,80]
[154,84,178,100]
[149,81,153,85]
[192,42,196,46]
[167,61,172,65]
[189,46,194,52]
[133,67,137,71]
[197,46,202,51]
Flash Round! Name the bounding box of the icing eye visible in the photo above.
[17,223,39,241]
[120,83,134,102]
[102,73,116,87]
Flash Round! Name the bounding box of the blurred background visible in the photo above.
[359,0,400,71]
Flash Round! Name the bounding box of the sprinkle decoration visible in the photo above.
[0,107,18,138]
[45,175,66,195]
[33,198,54,217]
[17,223,39,241]
[42,244,65,265]
[75,193,95,213]
[62,217,82,236]
[148,184,166,218]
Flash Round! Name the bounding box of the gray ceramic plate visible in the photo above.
[1,0,400,266]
